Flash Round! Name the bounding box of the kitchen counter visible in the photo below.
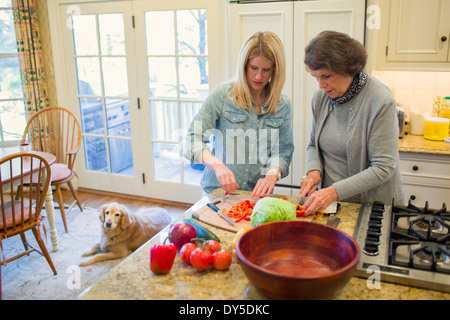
[78,189,450,301]
[398,133,450,156]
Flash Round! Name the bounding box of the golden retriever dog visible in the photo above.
[80,202,171,266]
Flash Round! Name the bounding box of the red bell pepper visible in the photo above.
[150,236,177,274]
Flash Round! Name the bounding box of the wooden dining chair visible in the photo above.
[0,152,57,299]
[21,106,83,232]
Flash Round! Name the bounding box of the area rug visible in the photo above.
[1,205,125,300]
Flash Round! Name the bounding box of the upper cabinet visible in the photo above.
[372,0,450,71]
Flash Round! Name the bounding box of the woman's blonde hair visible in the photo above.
[231,31,286,114]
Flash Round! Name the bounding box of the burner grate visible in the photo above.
[389,201,450,274]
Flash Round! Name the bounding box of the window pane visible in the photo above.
[0,9,17,53]
[145,11,174,55]
[179,57,209,99]
[84,136,107,172]
[150,100,178,141]
[102,57,128,97]
[148,57,176,98]
[0,1,12,8]
[153,142,180,182]
[99,13,125,55]
[0,57,23,99]
[106,98,130,137]
[76,57,102,96]
[79,97,104,135]
[177,9,208,55]
[72,15,98,56]
[109,138,133,175]
[0,100,26,141]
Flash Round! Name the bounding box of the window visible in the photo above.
[0,0,26,145]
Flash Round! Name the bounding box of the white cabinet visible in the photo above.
[229,0,365,194]
[399,152,450,208]
[373,0,450,71]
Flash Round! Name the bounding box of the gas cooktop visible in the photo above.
[353,200,450,293]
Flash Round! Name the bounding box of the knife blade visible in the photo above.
[298,196,307,207]
[207,202,235,226]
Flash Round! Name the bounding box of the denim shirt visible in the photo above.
[185,82,294,194]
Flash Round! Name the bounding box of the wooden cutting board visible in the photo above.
[190,194,315,232]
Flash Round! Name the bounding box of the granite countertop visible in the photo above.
[398,134,450,156]
[78,189,450,300]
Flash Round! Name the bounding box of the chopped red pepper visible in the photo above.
[226,200,257,222]
[150,236,177,274]
[296,209,306,217]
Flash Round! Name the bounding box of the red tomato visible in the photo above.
[201,240,221,254]
[212,249,232,271]
[190,248,212,270]
[180,242,197,265]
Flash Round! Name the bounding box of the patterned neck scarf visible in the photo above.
[329,70,368,106]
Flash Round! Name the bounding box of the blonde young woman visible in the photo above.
[185,31,294,197]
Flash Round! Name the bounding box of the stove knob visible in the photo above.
[363,242,380,256]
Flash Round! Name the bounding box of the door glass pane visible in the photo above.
[150,100,178,141]
[176,10,208,55]
[102,57,128,96]
[179,57,209,100]
[79,97,105,135]
[99,14,126,55]
[145,11,174,55]
[181,102,203,185]
[72,15,98,56]
[148,57,177,98]
[76,58,102,96]
[109,138,133,174]
[106,99,130,137]
[153,142,180,182]
[84,136,107,172]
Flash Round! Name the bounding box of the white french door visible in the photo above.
[60,0,226,203]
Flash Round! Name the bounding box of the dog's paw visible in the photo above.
[79,259,92,267]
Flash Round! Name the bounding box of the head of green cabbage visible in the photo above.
[250,197,296,227]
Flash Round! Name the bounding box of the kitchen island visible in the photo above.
[78,189,450,301]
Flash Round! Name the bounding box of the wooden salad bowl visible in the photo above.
[235,220,360,299]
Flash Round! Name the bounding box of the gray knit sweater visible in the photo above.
[306,75,404,205]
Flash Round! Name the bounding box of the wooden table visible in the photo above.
[0,146,59,252]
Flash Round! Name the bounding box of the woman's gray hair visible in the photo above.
[304,30,367,76]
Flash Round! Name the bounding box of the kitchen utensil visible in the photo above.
[298,196,307,206]
[207,202,235,226]
[396,105,405,138]
[235,220,360,299]
[326,213,340,228]
[424,117,450,141]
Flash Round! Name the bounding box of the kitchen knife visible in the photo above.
[207,202,235,226]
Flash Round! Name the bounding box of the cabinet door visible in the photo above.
[387,0,450,62]
[229,2,294,196]
[292,0,365,184]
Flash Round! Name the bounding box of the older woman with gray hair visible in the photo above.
[300,30,403,216]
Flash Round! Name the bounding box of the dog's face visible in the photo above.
[100,202,131,230]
